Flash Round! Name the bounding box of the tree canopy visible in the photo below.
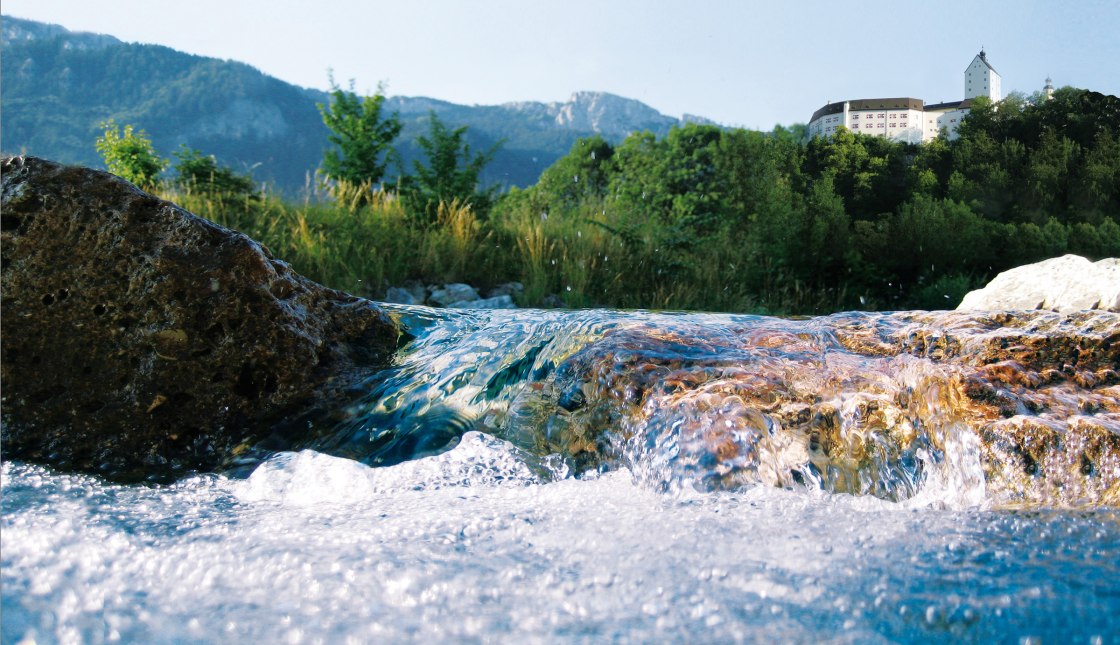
[94,120,167,190]
[317,76,402,187]
[403,111,501,221]
[502,87,1120,312]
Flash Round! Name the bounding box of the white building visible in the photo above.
[808,50,1001,143]
[965,50,1001,101]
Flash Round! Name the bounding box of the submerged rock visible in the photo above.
[501,310,1120,507]
[958,254,1120,313]
[0,156,405,481]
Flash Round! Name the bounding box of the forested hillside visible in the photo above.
[0,17,702,192]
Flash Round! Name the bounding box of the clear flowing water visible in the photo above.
[4,307,1120,643]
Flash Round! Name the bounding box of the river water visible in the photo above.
[3,307,1119,643]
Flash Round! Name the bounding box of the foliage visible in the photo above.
[94,120,167,189]
[159,80,1119,315]
[317,76,403,189]
[168,185,511,300]
[534,135,616,208]
[172,146,257,198]
[402,111,501,222]
[481,87,1118,313]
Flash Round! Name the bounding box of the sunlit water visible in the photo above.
[4,307,1120,642]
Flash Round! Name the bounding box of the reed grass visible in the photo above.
[159,183,834,314]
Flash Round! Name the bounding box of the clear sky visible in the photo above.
[4,0,1118,130]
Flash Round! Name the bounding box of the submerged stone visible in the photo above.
[499,310,1120,507]
[0,156,405,481]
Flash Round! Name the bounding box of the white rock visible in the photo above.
[957,255,1120,313]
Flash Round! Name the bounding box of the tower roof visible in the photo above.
[967,49,1000,75]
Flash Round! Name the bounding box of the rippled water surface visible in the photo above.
[4,307,1120,642]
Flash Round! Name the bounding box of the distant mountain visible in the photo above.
[1,16,715,193]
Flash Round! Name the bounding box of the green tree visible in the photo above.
[534,135,616,208]
[610,123,727,232]
[172,146,256,197]
[94,119,167,190]
[802,173,851,279]
[404,111,501,221]
[317,76,402,188]
[887,196,992,284]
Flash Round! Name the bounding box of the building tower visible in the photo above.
[964,49,1001,102]
[1044,77,1055,101]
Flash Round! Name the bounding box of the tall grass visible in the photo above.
[160,183,835,314]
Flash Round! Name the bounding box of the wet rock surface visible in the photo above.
[0,156,405,481]
[507,310,1120,507]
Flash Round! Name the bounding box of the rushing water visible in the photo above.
[4,307,1120,643]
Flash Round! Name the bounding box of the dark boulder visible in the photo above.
[1,156,405,481]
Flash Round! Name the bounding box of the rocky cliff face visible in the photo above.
[502,91,686,140]
[1,16,121,50]
[0,156,405,481]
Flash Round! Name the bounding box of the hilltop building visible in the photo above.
[808,50,1001,143]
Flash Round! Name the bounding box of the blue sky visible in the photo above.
[4,0,1118,129]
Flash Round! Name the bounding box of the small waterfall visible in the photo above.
[300,307,1119,508]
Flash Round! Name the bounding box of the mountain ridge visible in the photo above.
[1,16,717,192]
